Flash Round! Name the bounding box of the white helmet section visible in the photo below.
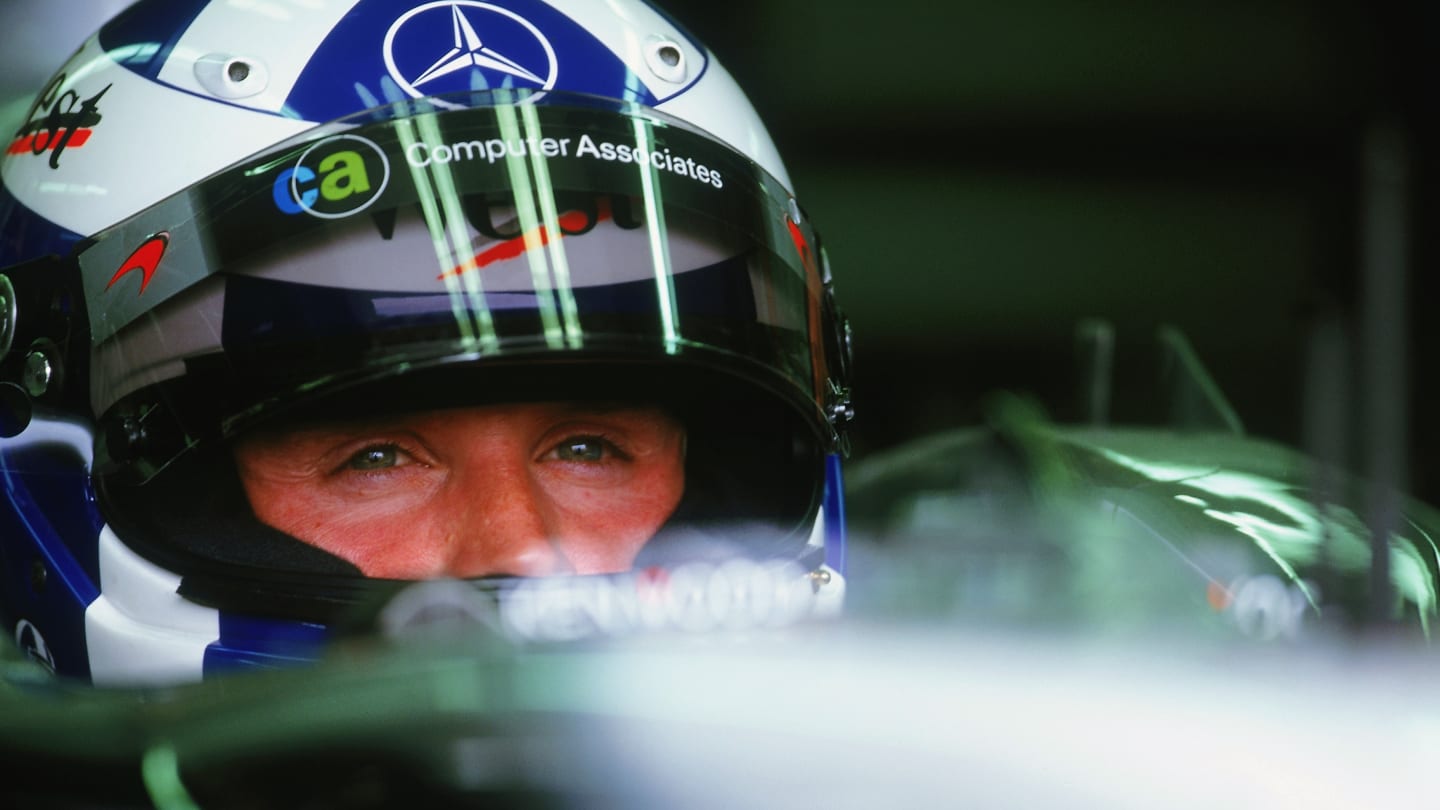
[552,1,793,190]
[1,34,312,240]
[85,525,218,686]
[151,0,372,114]
[2,0,790,243]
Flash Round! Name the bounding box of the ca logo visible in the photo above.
[273,134,391,218]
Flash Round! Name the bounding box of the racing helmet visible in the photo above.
[0,0,853,685]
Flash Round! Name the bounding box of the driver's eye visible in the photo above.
[554,437,607,462]
[347,445,399,471]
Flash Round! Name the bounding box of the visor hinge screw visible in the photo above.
[21,349,52,398]
[809,568,832,593]
[826,379,855,427]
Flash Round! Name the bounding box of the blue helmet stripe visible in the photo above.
[97,0,212,81]
[203,613,328,676]
[824,453,847,575]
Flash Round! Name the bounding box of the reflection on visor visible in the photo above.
[76,94,831,458]
[374,553,830,645]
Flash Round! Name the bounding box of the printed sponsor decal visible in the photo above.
[376,559,821,644]
[15,619,56,673]
[404,132,724,189]
[1208,574,1318,641]
[437,194,643,279]
[105,233,170,295]
[500,559,819,642]
[273,134,391,218]
[8,74,111,169]
[383,1,558,107]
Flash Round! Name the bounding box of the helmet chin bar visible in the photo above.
[85,526,219,687]
[373,551,846,647]
[4,390,847,685]
[78,519,845,686]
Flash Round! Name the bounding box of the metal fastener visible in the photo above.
[22,349,51,397]
[0,275,15,361]
[809,568,832,593]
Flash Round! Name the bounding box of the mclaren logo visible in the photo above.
[105,232,169,294]
[384,1,559,108]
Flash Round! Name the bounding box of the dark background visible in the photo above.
[2,1,1435,502]
[660,0,1438,504]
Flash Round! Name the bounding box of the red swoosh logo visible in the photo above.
[106,233,170,294]
[439,203,612,281]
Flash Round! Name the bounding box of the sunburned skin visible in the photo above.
[232,402,686,579]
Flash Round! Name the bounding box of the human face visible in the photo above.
[232,402,686,579]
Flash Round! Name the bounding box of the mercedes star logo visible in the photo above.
[384,2,558,107]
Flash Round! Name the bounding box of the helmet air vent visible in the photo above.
[644,36,688,84]
[194,53,270,100]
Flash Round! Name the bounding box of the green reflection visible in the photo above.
[1100,448,1438,629]
[519,100,584,349]
[631,116,680,355]
[399,112,499,353]
[141,743,201,810]
[494,97,565,350]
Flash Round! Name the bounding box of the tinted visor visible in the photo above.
[77,93,834,481]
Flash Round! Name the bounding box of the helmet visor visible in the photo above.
[75,93,834,481]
